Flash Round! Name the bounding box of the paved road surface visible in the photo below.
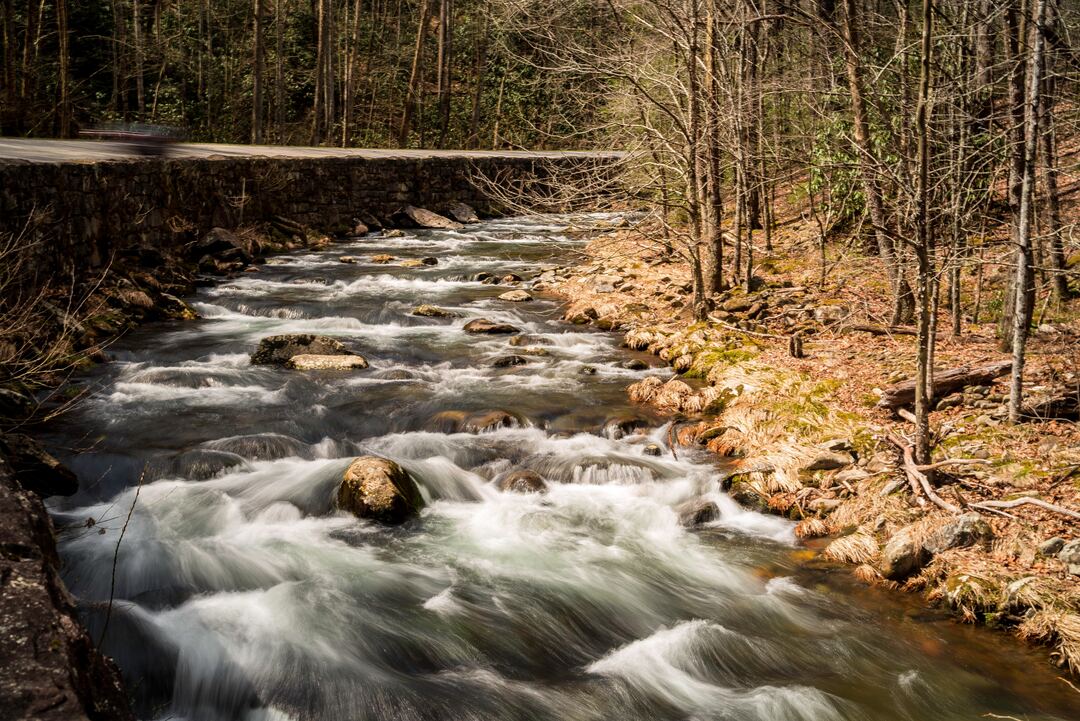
[0,138,623,164]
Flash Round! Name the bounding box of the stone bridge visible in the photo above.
[0,140,624,274]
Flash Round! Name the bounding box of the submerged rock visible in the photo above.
[339,255,359,264]
[493,355,528,368]
[464,410,525,433]
[337,457,424,524]
[676,498,719,527]
[642,443,663,457]
[602,415,650,440]
[413,304,458,318]
[494,469,548,494]
[498,290,533,302]
[426,409,526,434]
[464,318,521,334]
[622,359,649,370]
[250,334,356,365]
[286,354,369,371]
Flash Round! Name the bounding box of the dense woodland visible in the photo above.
[2,0,1079,470]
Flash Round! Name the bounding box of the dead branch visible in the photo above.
[885,433,960,513]
[968,497,1080,521]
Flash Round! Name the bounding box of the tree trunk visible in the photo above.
[252,0,265,144]
[913,0,934,467]
[1008,0,1047,423]
[275,0,285,142]
[133,0,145,116]
[436,0,451,146]
[56,0,71,136]
[399,0,431,146]
[841,0,911,325]
[466,16,486,149]
[342,0,362,146]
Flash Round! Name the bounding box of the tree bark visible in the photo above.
[1008,0,1047,423]
[399,0,431,146]
[913,0,934,466]
[252,0,265,144]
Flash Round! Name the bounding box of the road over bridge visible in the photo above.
[0,139,624,273]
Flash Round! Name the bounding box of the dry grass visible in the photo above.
[795,517,835,539]
[824,531,879,564]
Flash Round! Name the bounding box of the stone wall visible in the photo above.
[0,152,616,275]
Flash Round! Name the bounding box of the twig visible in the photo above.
[97,465,147,649]
[916,458,992,472]
[968,497,1080,521]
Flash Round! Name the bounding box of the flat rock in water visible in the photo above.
[370,254,396,263]
[399,259,425,268]
[392,205,464,230]
[413,304,457,318]
[464,318,521,334]
[286,354,369,371]
[337,457,424,524]
[447,202,480,224]
[499,290,533,302]
[339,256,359,264]
[251,334,355,365]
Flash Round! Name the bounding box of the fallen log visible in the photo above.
[849,324,918,336]
[877,360,1012,411]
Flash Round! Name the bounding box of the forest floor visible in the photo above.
[542,202,1080,677]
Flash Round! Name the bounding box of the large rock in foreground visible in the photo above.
[0,454,135,721]
[337,457,424,524]
[251,334,356,365]
[464,319,521,335]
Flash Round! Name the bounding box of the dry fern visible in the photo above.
[824,532,878,564]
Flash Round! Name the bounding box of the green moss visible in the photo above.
[684,345,758,377]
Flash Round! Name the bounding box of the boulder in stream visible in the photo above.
[493,355,529,368]
[413,304,458,318]
[602,416,650,440]
[337,457,424,524]
[251,334,358,366]
[498,290,533,302]
[447,202,480,224]
[494,469,548,494]
[676,498,719,527]
[464,318,521,335]
[391,205,465,230]
[286,354,369,371]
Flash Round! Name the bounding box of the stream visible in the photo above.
[43,214,1078,721]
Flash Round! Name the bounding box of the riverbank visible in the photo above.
[545,218,1080,677]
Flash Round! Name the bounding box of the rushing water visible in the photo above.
[44,215,1077,721]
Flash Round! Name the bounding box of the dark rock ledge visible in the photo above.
[0,451,134,721]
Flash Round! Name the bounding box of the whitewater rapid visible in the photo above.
[44,215,1077,720]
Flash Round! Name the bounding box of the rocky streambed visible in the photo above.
[34,214,1080,720]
